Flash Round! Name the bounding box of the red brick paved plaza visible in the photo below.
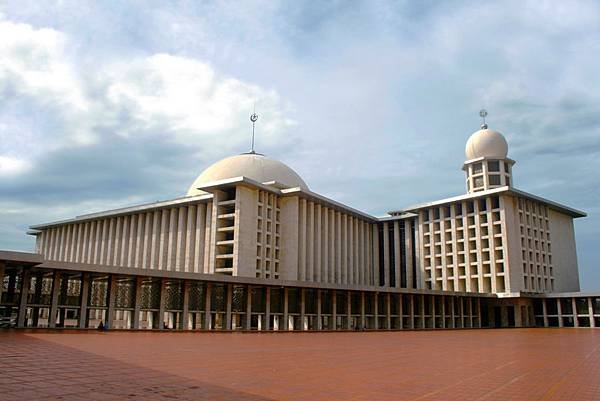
[1,329,600,401]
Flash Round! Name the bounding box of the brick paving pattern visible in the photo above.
[1,329,600,401]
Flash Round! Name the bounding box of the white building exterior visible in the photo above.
[28,123,585,297]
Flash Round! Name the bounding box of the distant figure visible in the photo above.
[97,321,105,331]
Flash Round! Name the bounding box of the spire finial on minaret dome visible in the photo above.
[249,103,259,154]
[479,109,488,129]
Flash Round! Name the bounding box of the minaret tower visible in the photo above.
[463,110,514,193]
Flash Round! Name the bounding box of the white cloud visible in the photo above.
[0,155,30,175]
[0,19,294,166]
[102,54,294,151]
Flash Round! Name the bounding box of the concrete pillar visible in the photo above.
[420,295,425,329]
[346,291,352,330]
[79,273,90,329]
[283,288,289,331]
[557,298,563,328]
[132,276,142,329]
[317,290,322,331]
[17,268,31,328]
[105,274,117,329]
[398,294,404,330]
[589,297,596,328]
[245,285,252,330]
[300,288,306,331]
[409,294,415,329]
[542,299,549,327]
[386,293,391,330]
[332,290,337,331]
[158,278,166,330]
[450,297,456,329]
[48,271,61,328]
[180,281,190,330]
[468,298,474,328]
[30,274,42,327]
[431,295,436,329]
[572,298,579,328]
[265,287,271,331]
[373,293,379,330]
[477,298,482,328]
[204,283,211,330]
[514,302,523,328]
[226,284,233,330]
[360,292,365,330]
[441,296,446,329]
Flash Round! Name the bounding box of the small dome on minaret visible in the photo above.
[462,110,514,194]
[465,127,508,160]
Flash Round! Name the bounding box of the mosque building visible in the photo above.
[0,113,597,331]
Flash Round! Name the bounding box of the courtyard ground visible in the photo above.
[1,329,599,401]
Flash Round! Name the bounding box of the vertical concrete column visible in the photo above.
[360,292,366,330]
[158,278,167,330]
[557,298,563,328]
[441,296,446,329]
[459,297,465,328]
[300,288,306,331]
[477,298,482,328]
[572,298,579,328]
[332,290,337,331]
[431,295,436,329]
[265,287,271,331]
[132,276,142,329]
[450,297,456,329]
[420,295,425,329]
[346,291,352,330]
[17,269,31,328]
[226,283,233,330]
[409,294,415,329]
[48,271,62,328]
[245,285,252,330]
[317,290,322,331]
[283,288,289,331]
[204,283,212,330]
[180,281,190,330]
[79,273,90,329]
[398,294,404,330]
[30,273,41,327]
[373,293,379,330]
[386,293,391,330]
[467,298,474,328]
[588,297,596,328]
[542,299,549,327]
[106,274,117,329]
[405,220,414,289]
[514,302,523,328]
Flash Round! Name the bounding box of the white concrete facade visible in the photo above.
[30,125,585,296]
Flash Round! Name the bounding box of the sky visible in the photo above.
[1,1,599,290]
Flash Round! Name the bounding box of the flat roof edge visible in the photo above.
[389,186,586,218]
[30,194,214,230]
[0,250,43,265]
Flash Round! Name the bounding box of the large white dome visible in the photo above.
[465,127,508,160]
[187,153,308,196]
